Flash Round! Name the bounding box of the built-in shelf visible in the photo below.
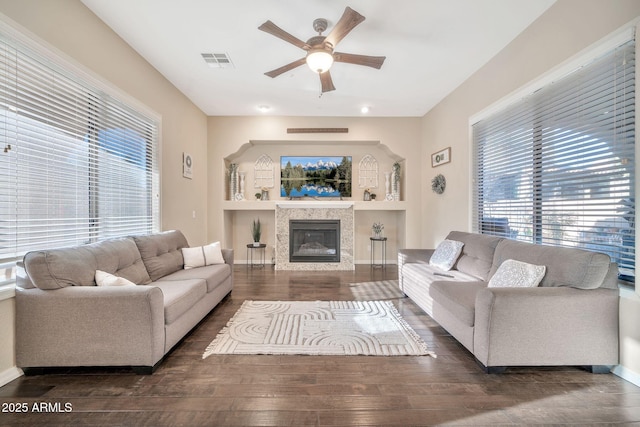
[222,200,406,211]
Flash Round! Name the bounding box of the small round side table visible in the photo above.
[246,243,266,268]
[369,237,387,269]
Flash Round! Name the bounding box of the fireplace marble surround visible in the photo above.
[275,202,354,271]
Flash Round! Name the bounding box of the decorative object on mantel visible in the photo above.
[372,222,384,239]
[384,172,393,201]
[251,218,262,246]
[432,174,446,194]
[260,187,270,201]
[182,152,193,179]
[228,163,238,201]
[363,188,371,201]
[255,192,262,200]
[370,193,377,200]
[431,147,451,168]
[237,171,246,201]
[254,154,274,189]
[358,154,378,189]
[392,162,401,201]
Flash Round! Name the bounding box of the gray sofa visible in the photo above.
[399,231,619,373]
[15,230,233,374]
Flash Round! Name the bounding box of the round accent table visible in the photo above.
[369,237,387,269]
[246,243,266,268]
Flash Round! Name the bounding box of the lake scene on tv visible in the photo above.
[280,156,352,198]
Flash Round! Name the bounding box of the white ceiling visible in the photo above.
[81,0,556,117]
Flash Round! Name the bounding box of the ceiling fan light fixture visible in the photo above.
[306,49,334,74]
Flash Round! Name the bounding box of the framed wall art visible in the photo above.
[431,147,451,168]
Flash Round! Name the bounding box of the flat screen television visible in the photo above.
[280,156,352,198]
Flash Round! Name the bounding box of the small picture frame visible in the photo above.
[183,152,193,179]
[431,147,451,168]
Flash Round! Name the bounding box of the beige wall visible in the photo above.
[0,0,209,380]
[420,0,640,383]
[207,116,423,256]
[0,0,209,245]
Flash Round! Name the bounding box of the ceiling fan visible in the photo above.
[258,7,386,93]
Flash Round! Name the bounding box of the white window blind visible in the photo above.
[0,29,159,285]
[472,38,635,283]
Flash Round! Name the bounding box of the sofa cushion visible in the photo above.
[488,259,546,288]
[23,237,150,289]
[95,270,136,287]
[157,264,232,293]
[134,230,189,281]
[429,281,487,327]
[445,231,503,280]
[182,241,225,269]
[150,279,207,325]
[429,240,464,271]
[490,239,611,289]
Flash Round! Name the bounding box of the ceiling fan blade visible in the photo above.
[320,70,336,93]
[333,52,386,69]
[258,20,310,50]
[264,58,307,78]
[324,7,365,49]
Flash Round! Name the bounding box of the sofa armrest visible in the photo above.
[474,286,619,368]
[222,248,234,265]
[16,285,165,368]
[398,249,434,266]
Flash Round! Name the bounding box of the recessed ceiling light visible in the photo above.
[257,105,271,113]
[361,106,370,114]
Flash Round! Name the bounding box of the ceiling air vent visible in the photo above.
[201,53,234,69]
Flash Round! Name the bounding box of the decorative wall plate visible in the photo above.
[431,174,446,194]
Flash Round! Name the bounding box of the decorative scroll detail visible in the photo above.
[254,154,274,188]
[358,154,378,188]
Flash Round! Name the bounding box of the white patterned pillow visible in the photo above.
[488,259,546,288]
[429,240,464,271]
[182,241,225,269]
[95,270,136,287]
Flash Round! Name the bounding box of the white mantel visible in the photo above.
[276,201,354,209]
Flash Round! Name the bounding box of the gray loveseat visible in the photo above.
[399,231,619,373]
[15,230,233,374]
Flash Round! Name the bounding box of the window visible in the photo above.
[472,36,635,284]
[0,26,160,285]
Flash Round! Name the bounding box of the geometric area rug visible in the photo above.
[203,300,436,358]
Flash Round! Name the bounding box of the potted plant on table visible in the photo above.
[251,218,262,246]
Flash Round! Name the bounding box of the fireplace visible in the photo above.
[289,219,340,263]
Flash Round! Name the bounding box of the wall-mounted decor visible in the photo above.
[431,147,451,168]
[358,154,378,188]
[183,152,193,179]
[431,174,446,194]
[280,156,352,198]
[254,154,274,189]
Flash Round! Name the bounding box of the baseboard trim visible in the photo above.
[612,364,640,388]
[0,366,23,387]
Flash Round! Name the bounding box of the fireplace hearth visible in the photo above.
[289,220,340,263]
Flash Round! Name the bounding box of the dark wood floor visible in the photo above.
[2,265,640,426]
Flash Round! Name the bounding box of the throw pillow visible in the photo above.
[488,259,546,288]
[95,270,136,287]
[182,241,225,269]
[429,239,464,271]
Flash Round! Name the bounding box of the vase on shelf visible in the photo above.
[229,163,238,201]
[384,172,392,201]
[239,171,246,200]
[392,162,401,201]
